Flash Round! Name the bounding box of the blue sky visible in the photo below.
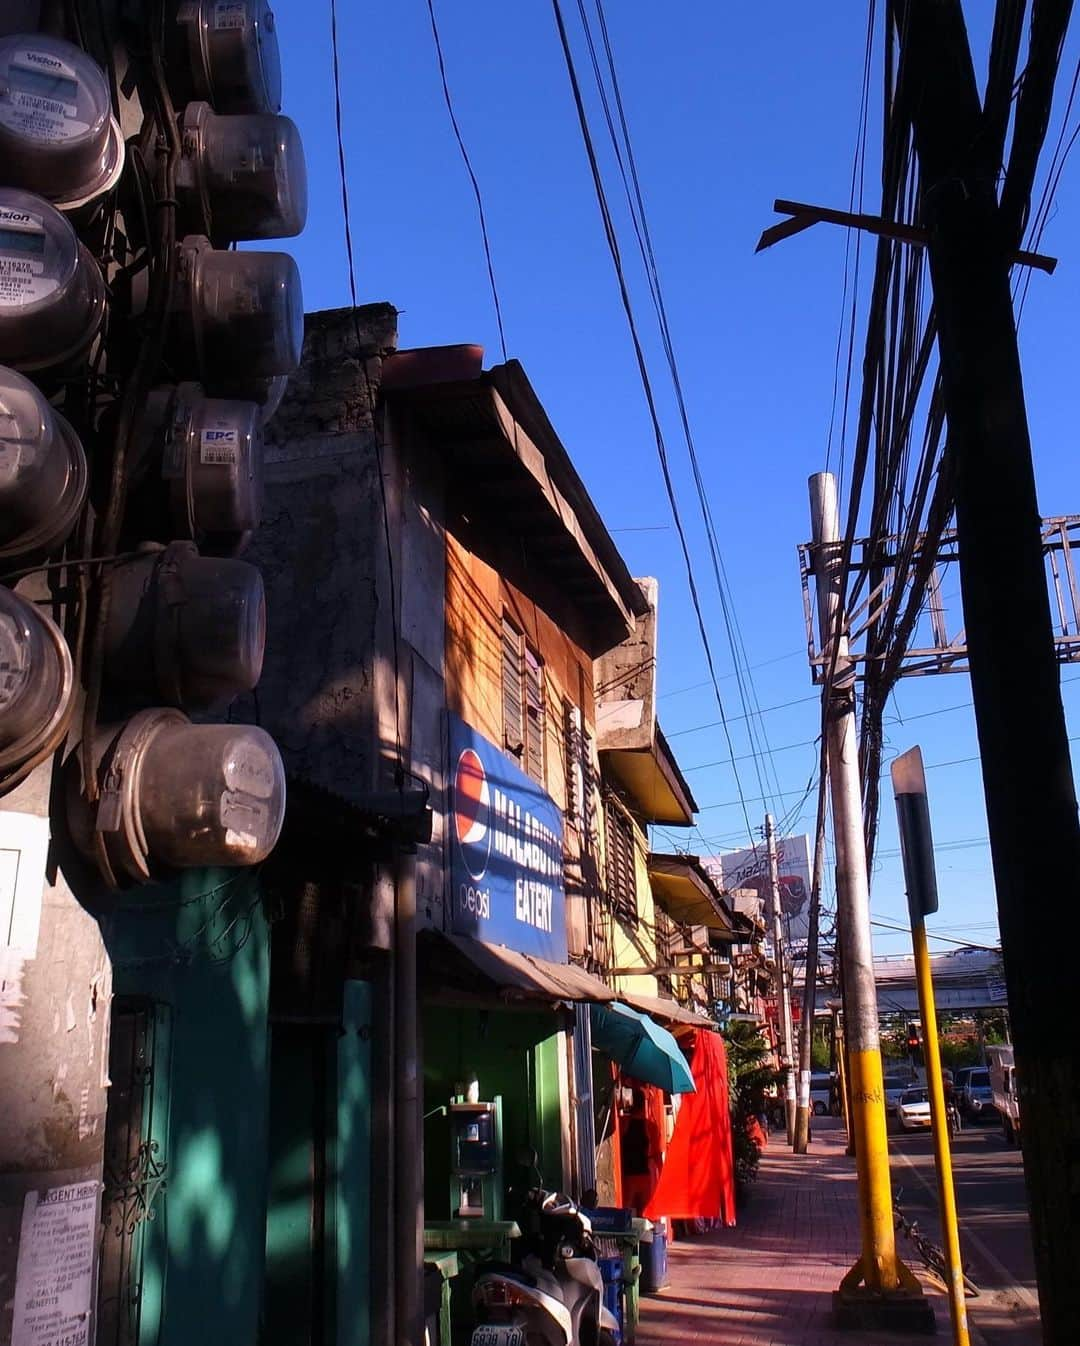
[273,3,1080,957]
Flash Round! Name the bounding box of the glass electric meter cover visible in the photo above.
[70,710,287,884]
[160,384,264,545]
[0,585,72,775]
[0,188,105,371]
[171,235,303,384]
[0,363,87,562]
[172,0,283,115]
[178,102,307,242]
[0,34,124,208]
[104,542,266,709]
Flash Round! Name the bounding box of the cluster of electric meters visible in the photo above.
[0,1,306,886]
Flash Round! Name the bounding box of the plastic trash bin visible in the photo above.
[639,1224,669,1293]
[597,1254,624,1343]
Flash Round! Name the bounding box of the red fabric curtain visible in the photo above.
[644,1030,736,1226]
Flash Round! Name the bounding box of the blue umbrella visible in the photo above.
[589,1002,696,1095]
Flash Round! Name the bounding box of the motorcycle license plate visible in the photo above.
[470,1328,525,1346]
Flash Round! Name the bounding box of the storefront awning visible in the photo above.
[589,1002,695,1094]
[617,990,716,1030]
[418,931,615,1008]
[648,853,737,935]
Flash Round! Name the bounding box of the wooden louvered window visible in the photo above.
[502,617,525,757]
[524,644,545,784]
[502,617,545,785]
[604,798,638,927]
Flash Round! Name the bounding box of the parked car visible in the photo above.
[959,1067,995,1121]
[897,1086,932,1131]
[884,1072,915,1113]
[809,1072,835,1116]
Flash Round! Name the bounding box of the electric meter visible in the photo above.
[105,542,266,708]
[70,709,286,883]
[171,0,282,115]
[0,584,72,776]
[0,364,87,563]
[178,101,307,242]
[154,383,263,546]
[170,234,302,384]
[0,189,105,371]
[0,34,124,210]
[211,371,288,422]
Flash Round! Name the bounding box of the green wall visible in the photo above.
[421,1006,567,1216]
[263,983,371,1346]
[103,868,271,1346]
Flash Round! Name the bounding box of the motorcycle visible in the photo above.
[470,1163,619,1346]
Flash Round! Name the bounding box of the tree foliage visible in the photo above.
[723,1020,779,1191]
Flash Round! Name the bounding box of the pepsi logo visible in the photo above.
[454,747,491,881]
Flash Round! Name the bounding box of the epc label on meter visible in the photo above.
[200,427,239,464]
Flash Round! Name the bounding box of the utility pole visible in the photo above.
[809,472,929,1330]
[765,814,796,1146]
[900,5,1080,1339]
[793,770,828,1154]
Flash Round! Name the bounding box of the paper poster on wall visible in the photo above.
[12,1180,100,1346]
[0,810,49,954]
[448,712,567,962]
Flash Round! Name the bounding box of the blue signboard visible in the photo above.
[448,712,567,963]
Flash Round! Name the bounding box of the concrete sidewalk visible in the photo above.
[633,1120,1035,1346]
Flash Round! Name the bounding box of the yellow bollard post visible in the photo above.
[894,744,971,1346]
[911,920,971,1346]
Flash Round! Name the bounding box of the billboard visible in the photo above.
[708,833,813,947]
[448,712,567,963]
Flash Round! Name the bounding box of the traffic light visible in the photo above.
[906,1021,924,1068]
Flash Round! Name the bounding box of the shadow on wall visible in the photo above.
[101,868,271,1346]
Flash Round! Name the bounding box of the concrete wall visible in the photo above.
[595,577,658,752]
[248,304,399,806]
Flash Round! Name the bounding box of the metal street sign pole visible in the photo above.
[892,746,971,1346]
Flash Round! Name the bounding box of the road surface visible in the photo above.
[888,1111,1039,1344]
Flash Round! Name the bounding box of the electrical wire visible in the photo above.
[328,0,405,782]
[424,0,508,362]
[549,0,757,844]
[583,0,787,818]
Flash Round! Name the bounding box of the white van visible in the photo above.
[809,1072,834,1116]
[986,1044,1020,1143]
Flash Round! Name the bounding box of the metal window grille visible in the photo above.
[563,701,583,822]
[655,907,675,997]
[97,998,171,1346]
[604,799,637,927]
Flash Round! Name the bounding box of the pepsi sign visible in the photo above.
[448,713,567,963]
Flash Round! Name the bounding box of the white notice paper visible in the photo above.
[12,1181,99,1346]
[0,810,49,954]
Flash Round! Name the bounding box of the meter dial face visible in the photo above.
[0,35,124,207]
[0,189,105,370]
[0,201,54,306]
[0,363,87,559]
